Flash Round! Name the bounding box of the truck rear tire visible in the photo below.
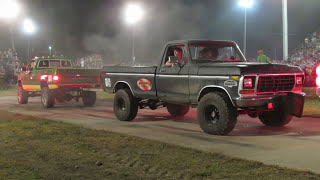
[167,103,190,117]
[41,87,55,108]
[82,91,96,106]
[258,106,292,126]
[17,85,28,104]
[197,92,237,135]
[113,89,138,121]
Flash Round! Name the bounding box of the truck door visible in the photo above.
[156,44,190,104]
[22,64,40,91]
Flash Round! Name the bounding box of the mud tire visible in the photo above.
[167,103,190,117]
[41,87,55,108]
[258,105,293,126]
[17,85,28,104]
[197,92,237,135]
[113,89,138,121]
[82,91,96,106]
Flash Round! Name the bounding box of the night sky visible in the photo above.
[0,0,320,65]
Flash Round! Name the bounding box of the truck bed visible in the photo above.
[101,66,157,99]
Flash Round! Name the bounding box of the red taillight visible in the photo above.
[53,75,59,81]
[296,76,303,85]
[40,75,48,80]
[316,66,320,76]
[243,78,253,88]
[317,66,320,87]
[316,77,320,87]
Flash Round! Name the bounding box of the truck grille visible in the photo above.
[257,75,295,93]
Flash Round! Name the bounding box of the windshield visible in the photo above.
[189,42,245,62]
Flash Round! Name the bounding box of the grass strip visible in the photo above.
[0,110,319,179]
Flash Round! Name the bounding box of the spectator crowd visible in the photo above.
[248,30,320,87]
[0,48,22,89]
[75,55,103,69]
[284,31,320,86]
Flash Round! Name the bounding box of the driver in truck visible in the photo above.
[165,48,182,67]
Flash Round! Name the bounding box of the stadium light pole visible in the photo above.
[0,0,20,51]
[238,0,253,57]
[49,46,52,57]
[282,0,288,60]
[124,3,144,66]
[23,19,36,62]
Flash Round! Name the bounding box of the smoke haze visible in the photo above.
[1,0,320,65]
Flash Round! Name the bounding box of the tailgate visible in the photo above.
[56,68,101,86]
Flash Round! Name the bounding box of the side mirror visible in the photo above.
[169,56,180,64]
[21,67,26,72]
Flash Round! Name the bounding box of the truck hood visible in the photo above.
[197,62,303,76]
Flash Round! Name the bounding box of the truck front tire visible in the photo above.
[113,89,138,121]
[197,92,237,135]
[17,85,28,104]
[82,91,96,106]
[258,106,292,126]
[167,103,190,117]
[41,87,55,108]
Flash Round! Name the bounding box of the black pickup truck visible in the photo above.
[101,40,305,135]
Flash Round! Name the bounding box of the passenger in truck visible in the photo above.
[199,48,212,59]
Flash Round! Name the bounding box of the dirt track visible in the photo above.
[1,96,320,173]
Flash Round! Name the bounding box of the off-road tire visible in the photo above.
[17,85,28,104]
[197,92,237,135]
[55,90,65,103]
[258,105,293,126]
[82,91,96,106]
[167,103,190,117]
[248,113,258,118]
[113,89,138,121]
[41,87,55,108]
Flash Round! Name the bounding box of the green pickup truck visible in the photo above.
[17,57,101,108]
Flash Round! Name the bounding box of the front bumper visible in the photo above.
[234,92,306,117]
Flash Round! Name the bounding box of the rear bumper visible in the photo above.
[48,83,101,90]
[235,92,306,117]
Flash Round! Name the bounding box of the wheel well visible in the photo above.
[198,87,235,106]
[113,82,131,93]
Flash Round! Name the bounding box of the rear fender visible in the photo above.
[113,81,135,96]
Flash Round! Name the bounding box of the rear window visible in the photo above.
[37,59,72,68]
[38,60,49,68]
[62,61,71,67]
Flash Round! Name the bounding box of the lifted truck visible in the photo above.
[17,57,101,108]
[101,40,305,135]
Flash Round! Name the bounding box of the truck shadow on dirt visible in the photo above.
[133,111,320,137]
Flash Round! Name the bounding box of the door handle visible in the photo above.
[160,69,166,72]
